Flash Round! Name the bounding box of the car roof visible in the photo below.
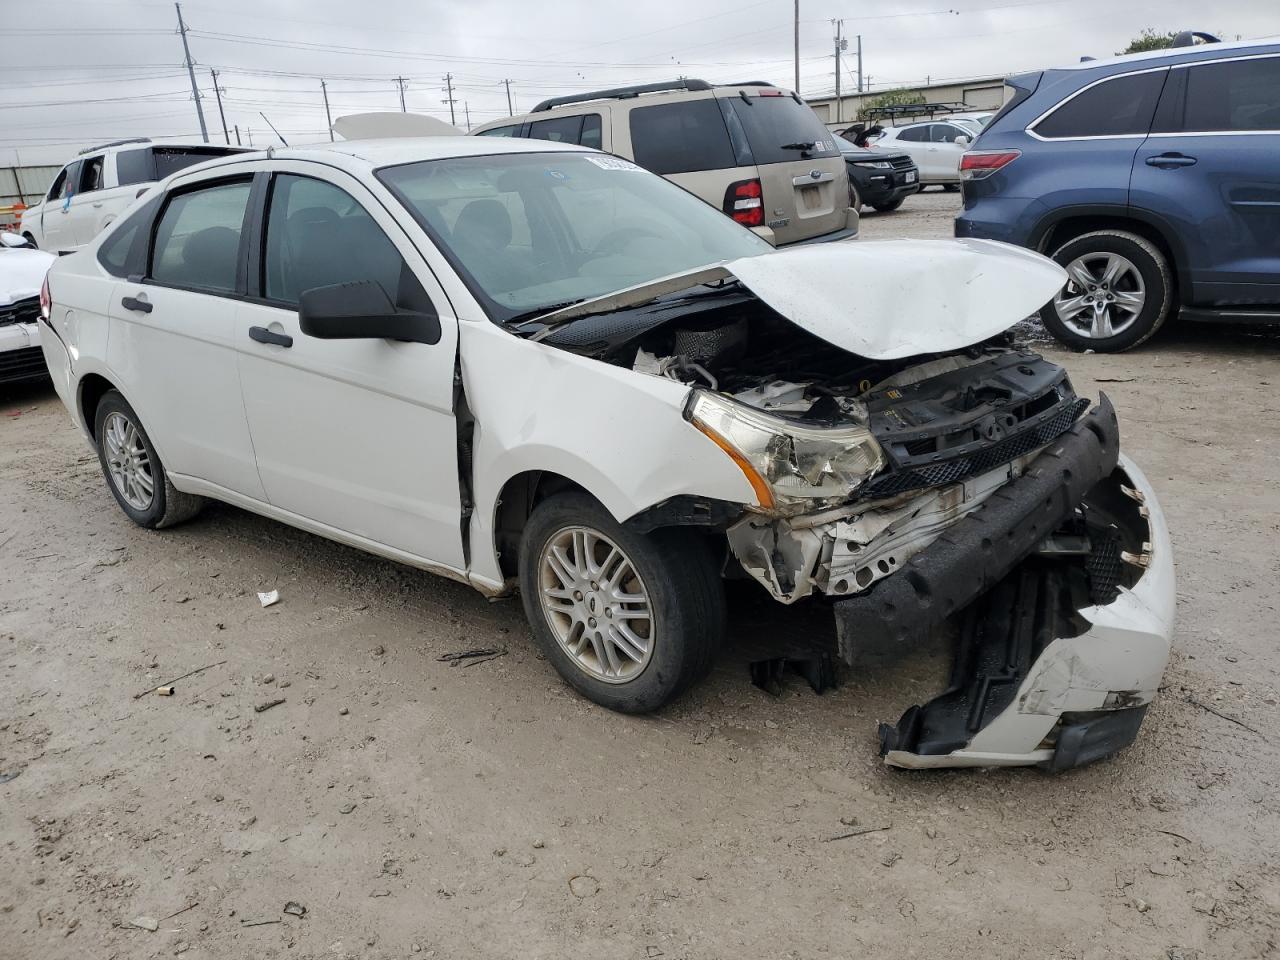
[1055,35,1279,71]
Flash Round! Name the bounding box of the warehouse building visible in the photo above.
[806,75,1011,127]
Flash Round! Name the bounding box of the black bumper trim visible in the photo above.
[1047,705,1148,771]
[834,393,1119,663]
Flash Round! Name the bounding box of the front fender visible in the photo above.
[459,319,756,587]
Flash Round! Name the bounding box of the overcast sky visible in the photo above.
[2,0,1276,167]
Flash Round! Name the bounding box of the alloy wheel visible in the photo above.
[537,525,654,684]
[1053,252,1146,340]
[103,411,155,511]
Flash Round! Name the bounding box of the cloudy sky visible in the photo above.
[2,0,1276,166]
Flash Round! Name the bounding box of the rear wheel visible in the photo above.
[1039,230,1173,352]
[518,492,723,713]
[942,183,960,192]
[93,390,204,529]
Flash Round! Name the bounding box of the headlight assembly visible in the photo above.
[686,390,885,512]
[852,160,893,170]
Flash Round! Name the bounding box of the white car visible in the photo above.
[0,233,55,384]
[37,136,1175,770]
[19,138,248,254]
[871,121,974,187]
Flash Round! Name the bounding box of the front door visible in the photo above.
[234,167,465,569]
[41,160,81,253]
[1133,53,1280,306]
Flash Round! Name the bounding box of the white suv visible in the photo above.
[472,79,858,247]
[36,136,1174,771]
[20,138,248,254]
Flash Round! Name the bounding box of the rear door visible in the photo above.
[719,91,848,244]
[925,123,971,182]
[1134,52,1280,306]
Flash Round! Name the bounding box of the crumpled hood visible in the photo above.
[1,247,56,305]
[725,239,1067,360]
[537,239,1066,360]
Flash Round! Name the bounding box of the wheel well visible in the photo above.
[493,471,591,579]
[1039,215,1181,301]
[78,374,116,439]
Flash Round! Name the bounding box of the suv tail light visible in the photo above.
[39,275,51,322]
[959,150,1021,180]
[724,178,764,227]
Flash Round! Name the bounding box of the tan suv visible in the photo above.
[471,79,857,246]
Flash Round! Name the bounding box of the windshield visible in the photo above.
[378,152,772,323]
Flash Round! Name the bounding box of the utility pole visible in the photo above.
[209,68,229,144]
[234,124,241,146]
[321,79,334,141]
[464,101,471,131]
[442,73,457,125]
[832,19,846,124]
[503,78,513,116]
[246,127,253,147]
[174,2,209,143]
[857,34,863,93]
[793,0,800,95]
[394,77,407,112]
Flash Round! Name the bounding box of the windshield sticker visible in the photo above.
[583,156,643,172]
[545,168,569,181]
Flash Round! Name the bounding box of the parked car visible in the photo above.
[870,121,973,188]
[956,36,1280,351]
[38,136,1173,770]
[0,232,55,385]
[949,111,996,130]
[833,134,919,212]
[471,79,859,247]
[19,138,249,254]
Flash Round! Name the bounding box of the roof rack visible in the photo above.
[78,137,151,156]
[862,102,972,123]
[532,78,712,113]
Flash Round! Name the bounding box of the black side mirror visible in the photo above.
[299,280,441,345]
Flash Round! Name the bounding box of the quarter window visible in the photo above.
[262,174,422,310]
[529,115,586,144]
[150,180,251,294]
[80,156,105,193]
[1179,56,1280,132]
[1034,70,1167,138]
[896,125,929,142]
[581,114,603,149]
[628,100,737,175]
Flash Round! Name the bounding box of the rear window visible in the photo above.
[1179,56,1280,132]
[1035,70,1167,139]
[721,94,838,165]
[628,99,738,175]
[116,146,244,186]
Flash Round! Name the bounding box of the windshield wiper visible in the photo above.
[506,299,586,329]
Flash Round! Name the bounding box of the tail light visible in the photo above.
[959,150,1021,180]
[724,178,764,227]
[39,275,51,322]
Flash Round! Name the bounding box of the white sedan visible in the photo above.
[871,120,974,187]
[37,136,1174,770]
[0,233,55,384]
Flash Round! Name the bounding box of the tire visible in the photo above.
[518,492,724,713]
[22,233,37,249]
[1038,230,1173,353]
[871,197,904,213]
[942,183,960,192]
[93,390,204,529]
[848,180,862,212]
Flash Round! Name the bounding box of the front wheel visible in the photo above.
[848,179,862,212]
[1038,230,1173,352]
[518,492,723,713]
[871,197,904,213]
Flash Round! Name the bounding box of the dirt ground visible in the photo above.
[2,189,1279,960]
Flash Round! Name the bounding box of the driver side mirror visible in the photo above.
[0,232,33,249]
[299,280,441,345]
[954,134,972,147]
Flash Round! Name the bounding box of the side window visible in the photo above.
[1034,70,1167,139]
[262,174,422,310]
[476,124,522,138]
[1180,56,1280,132]
[98,202,153,278]
[46,167,69,202]
[115,148,155,187]
[80,156,105,193]
[897,126,929,143]
[58,161,83,200]
[580,114,603,149]
[628,100,738,175]
[150,180,251,294]
[528,115,584,144]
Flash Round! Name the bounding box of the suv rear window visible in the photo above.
[1034,70,1167,139]
[722,94,838,165]
[629,100,738,175]
[116,146,244,186]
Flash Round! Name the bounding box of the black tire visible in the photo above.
[1038,230,1174,353]
[93,389,204,529]
[871,197,905,213]
[942,183,960,192]
[848,180,862,212]
[22,233,37,249]
[518,492,724,713]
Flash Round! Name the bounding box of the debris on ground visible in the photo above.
[339,802,356,814]
[254,698,286,713]
[0,770,23,784]
[129,916,159,932]
[257,590,280,608]
[156,685,174,696]
[132,660,227,699]
[749,653,839,696]
[282,901,306,917]
[824,823,892,843]
[437,647,507,667]
[568,875,600,898]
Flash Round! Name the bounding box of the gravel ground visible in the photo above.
[2,188,1279,960]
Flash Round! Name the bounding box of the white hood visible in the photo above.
[0,247,55,305]
[332,112,462,140]
[536,238,1067,360]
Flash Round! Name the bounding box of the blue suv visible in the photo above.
[956,37,1280,351]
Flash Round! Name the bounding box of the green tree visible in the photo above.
[859,88,926,121]
[1118,29,1179,55]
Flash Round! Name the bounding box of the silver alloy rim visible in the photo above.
[537,526,654,684]
[1053,252,1146,340]
[103,411,154,511]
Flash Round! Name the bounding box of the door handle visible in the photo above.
[1145,153,1197,168]
[249,325,293,348]
[92,201,104,208]
[120,295,152,314]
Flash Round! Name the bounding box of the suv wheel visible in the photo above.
[93,390,204,529]
[848,180,862,211]
[1040,230,1173,352]
[518,492,723,713]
